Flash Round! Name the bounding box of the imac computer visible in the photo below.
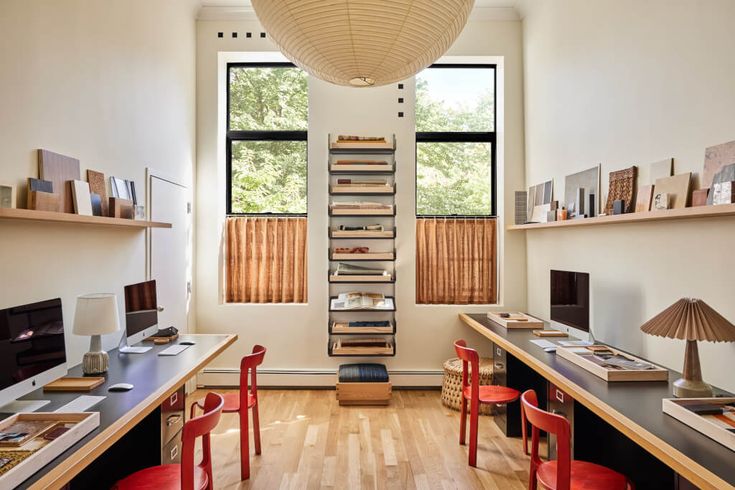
[0,298,67,413]
[119,280,159,354]
[550,270,591,341]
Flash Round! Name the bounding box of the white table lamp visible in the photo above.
[74,293,120,374]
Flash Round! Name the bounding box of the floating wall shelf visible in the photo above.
[508,203,735,231]
[0,208,172,229]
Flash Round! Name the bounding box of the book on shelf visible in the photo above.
[338,224,384,231]
[331,292,394,310]
[333,247,370,254]
[337,135,386,143]
[330,201,393,210]
[334,263,387,276]
[338,338,389,348]
[336,179,388,185]
[347,321,391,328]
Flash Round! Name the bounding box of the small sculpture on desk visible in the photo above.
[640,298,735,398]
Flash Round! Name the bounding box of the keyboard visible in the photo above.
[54,395,106,413]
[158,344,191,356]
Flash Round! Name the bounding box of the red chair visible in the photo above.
[191,344,266,481]
[521,390,634,490]
[454,339,521,467]
[114,392,224,490]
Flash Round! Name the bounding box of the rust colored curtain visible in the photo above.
[225,216,307,303]
[416,218,497,304]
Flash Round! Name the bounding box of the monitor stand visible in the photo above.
[0,399,51,414]
[118,333,152,354]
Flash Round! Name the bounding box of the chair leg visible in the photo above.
[252,403,262,455]
[528,463,538,490]
[239,409,250,481]
[468,400,480,467]
[521,403,528,456]
[459,396,468,445]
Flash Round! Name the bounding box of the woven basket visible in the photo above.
[441,357,495,415]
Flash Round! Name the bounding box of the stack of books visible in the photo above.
[330,292,394,310]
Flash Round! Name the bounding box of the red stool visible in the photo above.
[521,390,635,490]
[114,392,224,490]
[454,339,521,467]
[192,344,266,481]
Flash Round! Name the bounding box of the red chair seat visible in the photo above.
[114,464,209,490]
[463,384,520,404]
[221,392,256,412]
[537,460,630,490]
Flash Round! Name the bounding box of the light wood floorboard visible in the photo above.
[189,389,532,490]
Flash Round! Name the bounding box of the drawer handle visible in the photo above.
[167,415,182,427]
[170,444,179,460]
[496,347,502,356]
[556,390,565,404]
[494,363,504,369]
[170,392,178,405]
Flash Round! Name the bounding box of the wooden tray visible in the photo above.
[329,274,393,283]
[330,229,394,239]
[0,412,99,488]
[331,321,394,334]
[330,164,394,173]
[330,207,394,216]
[662,397,735,451]
[43,377,104,392]
[330,185,394,194]
[144,333,179,344]
[556,345,669,382]
[331,340,394,356]
[331,251,394,261]
[336,382,392,406]
[487,311,544,329]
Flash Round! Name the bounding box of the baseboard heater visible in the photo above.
[198,368,444,388]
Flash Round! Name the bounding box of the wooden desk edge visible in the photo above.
[29,333,238,490]
[459,313,730,490]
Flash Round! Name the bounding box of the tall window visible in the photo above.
[225,63,308,303]
[226,63,308,215]
[415,65,498,305]
[415,64,496,216]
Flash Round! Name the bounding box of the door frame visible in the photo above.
[145,167,189,280]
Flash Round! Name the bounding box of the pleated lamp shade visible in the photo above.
[250,0,475,87]
[640,298,735,342]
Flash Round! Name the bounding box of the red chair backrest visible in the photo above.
[521,390,572,490]
[454,339,480,399]
[240,344,267,400]
[181,392,224,490]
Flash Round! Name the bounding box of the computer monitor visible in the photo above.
[0,298,67,413]
[550,270,591,341]
[119,280,158,354]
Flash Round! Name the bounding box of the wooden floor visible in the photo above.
[190,389,532,490]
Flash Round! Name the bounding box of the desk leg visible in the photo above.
[574,402,675,490]
[70,407,162,489]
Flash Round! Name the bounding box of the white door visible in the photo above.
[148,172,190,335]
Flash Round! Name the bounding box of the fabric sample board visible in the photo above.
[653,172,691,209]
[38,149,80,213]
[87,170,108,216]
[704,140,735,191]
[338,363,389,383]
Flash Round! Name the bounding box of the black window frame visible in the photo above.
[415,63,497,218]
[226,62,308,216]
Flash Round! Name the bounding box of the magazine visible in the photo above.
[334,263,387,276]
[331,292,394,310]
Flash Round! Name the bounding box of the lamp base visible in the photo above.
[673,377,713,398]
[82,350,109,375]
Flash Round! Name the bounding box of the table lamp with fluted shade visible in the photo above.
[640,298,735,398]
[74,294,120,374]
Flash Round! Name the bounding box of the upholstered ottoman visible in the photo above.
[441,357,495,415]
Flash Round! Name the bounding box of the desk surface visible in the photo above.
[460,313,735,490]
[6,333,237,490]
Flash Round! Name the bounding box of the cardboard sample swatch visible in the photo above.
[71,180,92,216]
[38,149,80,213]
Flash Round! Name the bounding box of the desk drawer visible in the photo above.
[162,430,182,465]
[161,387,185,445]
[547,383,574,459]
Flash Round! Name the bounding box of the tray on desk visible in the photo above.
[556,345,669,382]
[662,397,735,452]
[487,311,544,329]
[0,412,100,488]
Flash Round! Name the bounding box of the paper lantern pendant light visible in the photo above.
[250,0,476,87]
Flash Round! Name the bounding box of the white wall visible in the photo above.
[521,0,735,392]
[0,0,198,365]
[195,9,526,386]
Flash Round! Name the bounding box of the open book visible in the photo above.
[334,263,388,276]
[331,292,394,310]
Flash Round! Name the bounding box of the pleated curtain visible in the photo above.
[225,216,308,303]
[416,218,497,304]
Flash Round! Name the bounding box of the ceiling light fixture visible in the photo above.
[250,0,475,87]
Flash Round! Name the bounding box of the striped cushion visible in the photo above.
[338,363,389,383]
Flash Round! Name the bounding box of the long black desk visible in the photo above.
[460,313,735,490]
[2,333,236,489]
